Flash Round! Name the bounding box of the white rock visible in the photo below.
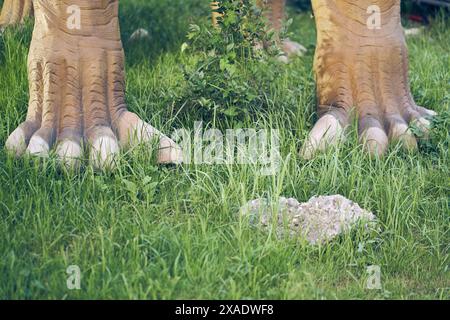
[240,195,376,244]
[90,136,119,170]
[405,27,423,37]
[129,28,150,42]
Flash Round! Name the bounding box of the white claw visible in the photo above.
[300,115,344,160]
[5,127,27,157]
[56,140,82,168]
[136,120,158,143]
[389,123,417,151]
[415,117,431,130]
[26,135,49,157]
[128,120,183,164]
[417,117,431,127]
[360,127,388,156]
[425,109,437,117]
[412,117,432,139]
[120,119,158,148]
[158,136,183,164]
[90,136,119,170]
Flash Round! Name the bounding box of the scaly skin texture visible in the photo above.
[5,0,182,169]
[211,0,306,57]
[300,0,436,158]
[0,0,33,27]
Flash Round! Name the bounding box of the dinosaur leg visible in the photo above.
[263,0,306,57]
[0,0,33,27]
[5,0,182,169]
[301,0,436,158]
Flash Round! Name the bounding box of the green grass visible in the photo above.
[0,1,449,299]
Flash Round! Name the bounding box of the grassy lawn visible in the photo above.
[0,0,448,299]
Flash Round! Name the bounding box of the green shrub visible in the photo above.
[179,0,282,125]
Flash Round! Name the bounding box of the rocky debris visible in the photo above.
[240,195,376,244]
[129,28,150,42]
[281,38,307,57]
[405,27,423,37]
